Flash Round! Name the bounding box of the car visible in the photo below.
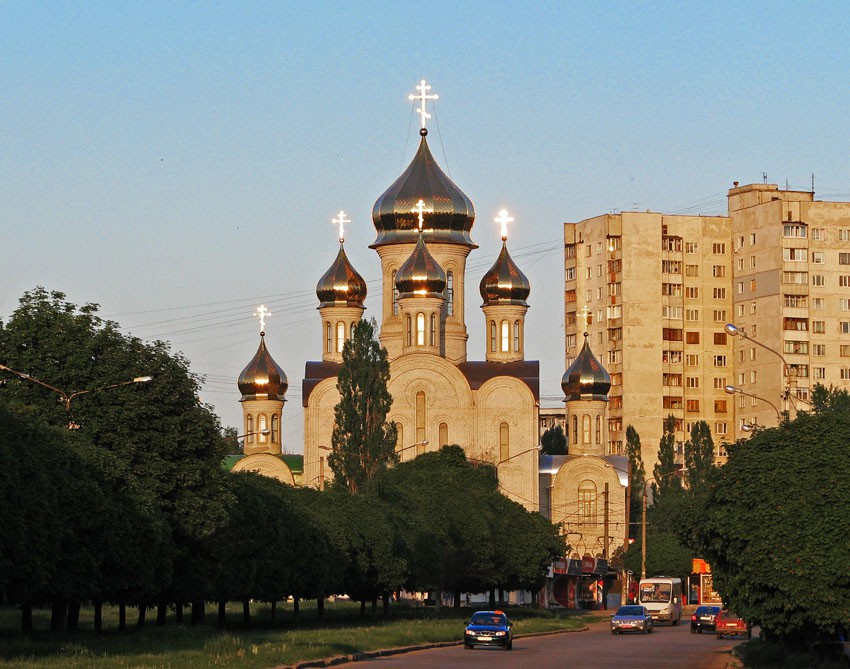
[464,610,513,650]
[715,609,752,639]
[690,605,722,634]
[611,604,654,634]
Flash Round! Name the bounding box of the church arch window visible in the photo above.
[416,312,425,346]
[336,322,345,353]
[406,315,412,346]
[392,270,399,316]
[500,422,509,462]
[271,414,279,442]
[446,271,454,316]
[490,321,497,352]
[571,415,578,444]
[439,422,448,447]
[578,480,597,524]
[258,414,268,443]
[350,322,356,340]
[430,313,436,346]
[501,320,509,352]
[514,320,520,352]
[247,414,254,444]
[582,415,591,444]
[326,322,332,353]
[396,424,404,453]
[416,391,426,446]
[595,415,602,444]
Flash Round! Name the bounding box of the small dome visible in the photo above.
[316,243,367,308]
[238,335,288,401]
[562,333,611,401]
[395,234,447,299]
[371,130,476,248]
[479,240,531,306]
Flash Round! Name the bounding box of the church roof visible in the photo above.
[479,240,531,306]
[395,234,447,298]
[561,333,611,401]
[315,242,367,308]
[238,335,288,401]
[371,129,476,249]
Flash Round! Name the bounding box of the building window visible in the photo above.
[686,376,700,389]
[714,355,727,367]
[582,415,591,443]
[571,415,578,444]
[566,289,577,303]
[685,241,699,254]
[595,415,602,444]
[841,322,850,335]
[713,309,727,322]
[258,415,268,443]
[812,320,825,334]
[685,264,699,277]
[416,391,426,446]
[713,287,726,299]
[663,328,683,341]
[665,305,684,319]
[715,422,728,435]
[566,267,576,281]
[783,317,808,331]
[337,322,345,353]
[784,341,809,355]
[783,248,807,261]
[842,369,850,381]
[840,276,850,288]
[683,308,697,321]
[326,322,332,353]
[663,373,682,386]
[812,252,824,264]
[662,283,682,296]
[785,294,808,308]
[712,265,726,278]
[842,299,850,311]
[714,400,728,413]
[812,274,825,286]
[500,422,509,461]
[685,286,699,299]
[439,422,448,447]
[406,315,412,346]
[578,480,597,525]
[840,253,850,265]
[271,414,279,442]
[490,321,497,352]
[783,224,807,238]
[686,399,700,412]
[430,313,436,346]
[812,228,825,241]
[566,333,576,348]
[446,271,454,316]
[565,244,576,259]
[501,320,509,352]
[714,332,727,345]
[416,313,425,346]
[685,354,699,366]
[686,331,700,344]
[712,243,726,254]
[813,367,826,380]
[246,415,254,444]
[840,229,850,242]
[662,260,681,274]
[392,270,399,315]
[813,344,826,356]
[514,321,520,352]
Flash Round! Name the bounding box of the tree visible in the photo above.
[652,415,682,501]
[693,387,850,646]
[329,318,397,492]
[625,425,645,541]
[541,424,567,455]
[683,420,716,491]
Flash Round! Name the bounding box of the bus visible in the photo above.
[638,577,683,625]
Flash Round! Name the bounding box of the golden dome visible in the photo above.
[395,234,447,299]
[238,335,288,401]
[562,333,611,401]
[316,243,367,308]
[479,240,531,306]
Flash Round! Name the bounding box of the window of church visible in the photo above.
[350,322,356,340]
[271,414,279,442]
[578,480,597,525]
[416,392,426,446]
[446,271,453,316]
[571,415,578,444]
[439,422,448,447]
[500,422,509,462]
[258,414,268,443]
[392,271,399,316]
[430,313,436,346]
[396,424,404,452]
[416,313,425,346]
[490,321,497,352]
[595,415,601,444]
[514,321,520,352]
[501,320,509,352]
[326,323,332,353]
[336,322,345,353]
[247,415,254,444]
[406,315,412,346]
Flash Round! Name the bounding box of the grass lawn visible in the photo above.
[0,601,591,668]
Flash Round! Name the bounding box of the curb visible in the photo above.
[283,626,590,669]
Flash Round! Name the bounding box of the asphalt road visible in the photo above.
[351,616,740,669]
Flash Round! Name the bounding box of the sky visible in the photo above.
[3,1,849,453]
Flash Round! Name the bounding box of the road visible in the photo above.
[352,616,739,669]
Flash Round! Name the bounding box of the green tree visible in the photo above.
[652,415,682,501]
[625,425,645,541]
[329,318,397,492]
[541,424,567,455]
[683,420,716,491]
[693,387,850,646]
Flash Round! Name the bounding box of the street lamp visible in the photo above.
[497,444,543,466]
[724,384,781,422]
[394,439,429,460]
[0,363,153,428]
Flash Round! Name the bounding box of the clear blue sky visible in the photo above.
[3,1,849,452]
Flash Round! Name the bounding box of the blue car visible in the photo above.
[464,610,513,650]
[611,605,654,634]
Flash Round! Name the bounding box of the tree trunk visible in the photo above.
[67,599,81,630]
[293,597,300,622]
[137,604,146,628]
[360,600,366,617]
[454,589,461,609]
[371,597,377,617]
[157,599,168,626]
[21,601,33,634]
[94,600,103,632]
[118,599,127,632]
[175,603,184,625]
[316,597,324,619]
[242,599,251,627]
[498,588,505,607]
[271,600,278,622]
[51,599,67,632]
[217,600,227,629]
[192,600,206,625]
[382,592,390,616]
[488,588,495,608]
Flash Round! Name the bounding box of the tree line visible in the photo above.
[0,289,564,633]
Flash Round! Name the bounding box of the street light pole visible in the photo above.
[724,384,782,422]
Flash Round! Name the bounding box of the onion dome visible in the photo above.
[371,129,476,248]
[395,234,447,298]
[316,243,367,308]
[561,333,611,401]
[479,240,531,306]
[238,335,288,401]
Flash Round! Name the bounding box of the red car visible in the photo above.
[715,609,752,639]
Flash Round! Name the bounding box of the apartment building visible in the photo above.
[564,182,850,471]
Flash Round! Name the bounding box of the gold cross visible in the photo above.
[495,209,514,241]
[332,210,350,243]
[411,198,434,231]
[408,79,438,129]
[254,305,270,333]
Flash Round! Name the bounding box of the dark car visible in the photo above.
[464,610,513,650]
[611,605,654,634]
[715,609,752,639]
[690,605,722,634]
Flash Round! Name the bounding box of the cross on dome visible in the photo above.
[577,304,591,333]
[332,210,350,243]
[408,79,438,129]
[411,198,434,231]
[495,208,514,241]
[254,304,271,334]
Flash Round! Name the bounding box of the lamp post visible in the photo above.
[724,384,782,422]
[497,444,543,466]
[0,363,152,428]
[317,444,333,491]
[394,439,429,460]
